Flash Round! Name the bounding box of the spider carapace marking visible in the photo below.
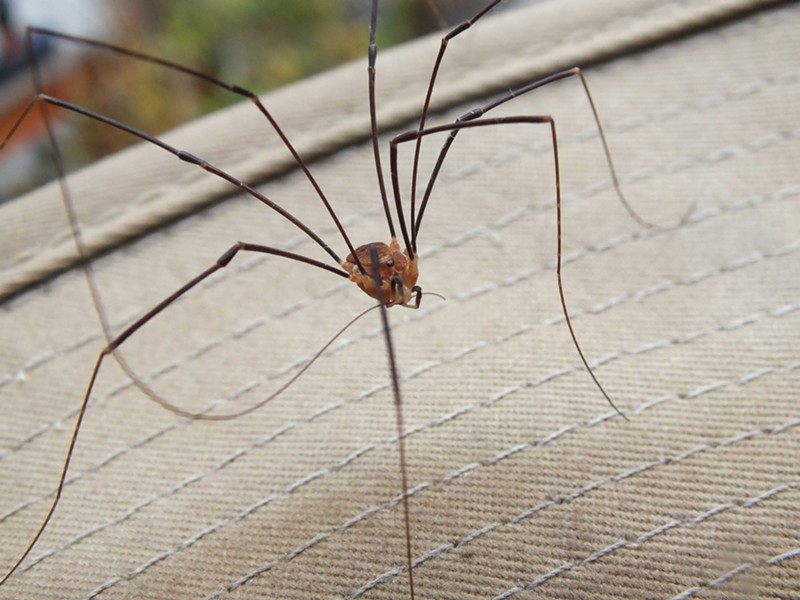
[343,239,421,308]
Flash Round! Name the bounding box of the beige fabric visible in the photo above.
[1,0,798,598]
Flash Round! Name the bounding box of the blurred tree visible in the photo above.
[71,0,437,160]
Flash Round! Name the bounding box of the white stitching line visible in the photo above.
[4,175,797,471]
[94,244,800,587]
[230,369,799,597]
[4,92,798,415]
[442,123,800,210]
[497,483,800,600]
[767,546,800,565]
[353,395,800,598]
[0,29,800,292]
[4,230,797,551]
[5,221,797,532]
[3,5,796,596]
[12,0,793,269]
[671,544,800,599]
[495,480,800,600]
[64,306,800,595]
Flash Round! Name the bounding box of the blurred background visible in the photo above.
[0,0,518,202]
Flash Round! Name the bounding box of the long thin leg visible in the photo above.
[108,242,348,418]
[23,26,366,269]
[0,242,349,585]
[368,243,415,599]
[364,0,507,262]
[1,95,343,266]
[1,81,357,430]
[413,67,652,250]
[0,19,413,589]
[392,117,628,420]
[366,0,398,246]
[406,0,505,247]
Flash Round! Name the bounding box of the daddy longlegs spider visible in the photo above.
[0,0,654,597]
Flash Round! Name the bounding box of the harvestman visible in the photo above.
[0,0,650,596]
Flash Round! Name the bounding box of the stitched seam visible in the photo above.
[15,296,795,590]
[356,420,800,597]
[4,49,796,276]
[670,547,800,598]
[3,236,797,531]
[0,186,800,460]
[493,483,800,600]
[3,180,796,467]
[0,139,800,418]
[4,102,797,390]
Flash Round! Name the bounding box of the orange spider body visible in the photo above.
[342,238,419,307]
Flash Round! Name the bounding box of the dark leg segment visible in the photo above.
[22,26,363,264]
[368,244,415,600]
[0,242,348,585]
[392,117,629,420]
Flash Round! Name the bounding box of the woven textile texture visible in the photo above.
[1,0,797,598]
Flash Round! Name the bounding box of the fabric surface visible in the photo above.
[1,0,798,598]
